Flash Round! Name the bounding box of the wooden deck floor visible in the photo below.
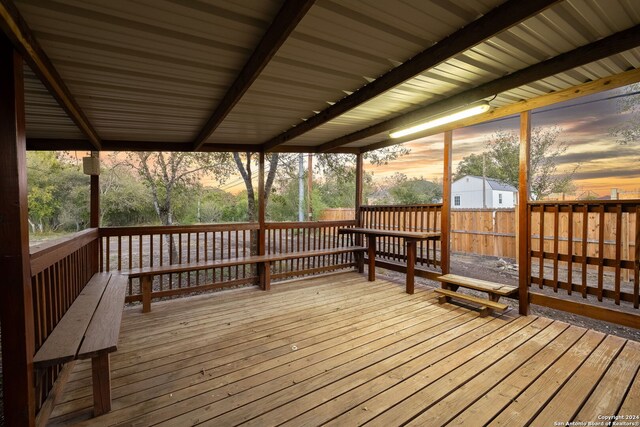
[50,272,640,426]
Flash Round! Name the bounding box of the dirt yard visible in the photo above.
[380,252,640,342]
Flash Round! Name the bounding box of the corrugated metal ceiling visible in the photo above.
[11,0,640,152]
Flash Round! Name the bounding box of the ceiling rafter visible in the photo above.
[360,67,640,153]
[261,0,560,152]
[0,0,102,150]
[318,23,640,153]
[192,0,315,151]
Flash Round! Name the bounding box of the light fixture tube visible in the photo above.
[389,101,491,139]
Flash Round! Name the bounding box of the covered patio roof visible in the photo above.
[2,0,640,154]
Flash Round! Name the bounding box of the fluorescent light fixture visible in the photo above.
[389,101,491,139]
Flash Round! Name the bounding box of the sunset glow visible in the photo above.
[367,86,640,198]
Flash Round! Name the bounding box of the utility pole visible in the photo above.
[482,153,487,208]
[298,153,304,221]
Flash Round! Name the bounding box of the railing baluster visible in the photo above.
[553,204,559,292]
[597,205,605,302]
[581,205,588,298]
[567,206,573,295]
[635,206,640,309]
[539,206,545,289]
[615,204,622,305]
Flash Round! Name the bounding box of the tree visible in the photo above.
[454,127,576,200]
[610,83,640,144]
[231,152,279,222]
[120,152,232,226]
[27,152,89,233]
[388,174,442,204]
[100,164,156,226]
[370,173,442,205]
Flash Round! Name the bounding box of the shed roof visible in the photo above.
[455,175,518,192]
[3,0,640,153]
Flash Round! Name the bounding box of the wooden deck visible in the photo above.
[49,272,640,426]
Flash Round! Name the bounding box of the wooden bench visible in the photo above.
[33,273,128,417]
[438,274,517,302]
[435,288,508,317]
[127,246,367,312]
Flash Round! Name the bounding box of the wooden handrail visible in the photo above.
[99,223,259,236]
[30,228,99,275]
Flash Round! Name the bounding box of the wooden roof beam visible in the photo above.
[322,23,640,153]
[0,0,102,150]
[192,0,315,151]
[261,0,560,152]
[360,67,640,153]
[26,138,359,154]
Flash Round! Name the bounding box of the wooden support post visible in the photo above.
[355,153,365,272]
[263,262,271,291]
[441,131,453,275]
[90,151,100,273]
[91,353,112,416]
[90,151,100,228]
[0,37,36,426]
[258,152,268,290]
[141,276,152,313]
[406,240,416,294]
[518,111,531,315]
[367,236,376,282]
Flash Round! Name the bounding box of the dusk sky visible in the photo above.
[367,84,640,197]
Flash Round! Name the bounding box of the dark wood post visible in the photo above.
[518,111,532,315]
[90,151,100,228]
[258,152,268,289]
[354,153,365,272]
[0,36,36,426]
[441,131,453,276]
[90,152,100,272]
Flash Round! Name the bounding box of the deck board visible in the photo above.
[48,272,640,426]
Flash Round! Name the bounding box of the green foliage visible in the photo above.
[610,83,640,144]
[100,165,156,226]
[120,152,233,226]
[454,127,576,200]
[27,152,89,233]
[371,173,442,205]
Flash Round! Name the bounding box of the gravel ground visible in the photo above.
[381,252,640,342]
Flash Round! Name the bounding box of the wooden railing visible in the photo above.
[100,224,259,301]
[265,220,357,279]
[359,204,442,269]
[29,228,100,413]
[528,201,640,326]
[99,221,359,301]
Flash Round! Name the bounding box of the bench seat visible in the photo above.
[33,272,127,416]
[126,246,367,312]
[438,273,517,301]
[435,288,508,317]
